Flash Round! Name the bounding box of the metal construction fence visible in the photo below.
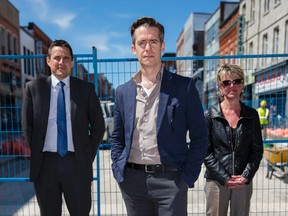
[0,52,288,215]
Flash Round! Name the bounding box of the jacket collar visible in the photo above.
[208,101,252,119]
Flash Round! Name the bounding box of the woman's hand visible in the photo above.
[225,175,248,188]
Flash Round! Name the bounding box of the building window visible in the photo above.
[273,27,279,54]
[13,36,18,63]
[206,21,219,49]
[31,52,35,77]
[285,21,288,53]
[242,4,246,17]
[249,42,254,68]
[263,34,268,54]
[274,0,280,5]
[27,49,31,76]
[242,3,246,27]
[264,0,270,13]
[13,37,17,54]
[249,42,253,55]
[7,32,11,55]
[262,34,268,65]
[0,26,5,54]
[23,46,28,75]
[225,53,228,64]
[250,0,255,23]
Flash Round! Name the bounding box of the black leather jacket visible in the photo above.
[204,101,263,185]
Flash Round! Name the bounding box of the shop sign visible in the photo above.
[255,74,288,94]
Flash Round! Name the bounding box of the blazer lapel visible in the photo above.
[69,77,78,129]
[157,70,173,133]
[40,77,52,139]
[126,81,137,139]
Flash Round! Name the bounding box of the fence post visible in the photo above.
[92,46,101,216]
[92,47,99,93]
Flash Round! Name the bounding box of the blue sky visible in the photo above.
[10,0,239,59]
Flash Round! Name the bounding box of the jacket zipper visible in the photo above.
[215,112,243,176]
[228,126,236,175]
[232,151,235,175]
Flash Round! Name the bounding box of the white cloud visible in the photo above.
[52,14,76,29]
[79,34,110,51]
[111,44,133,57]
[79,31,126,51]
[26,0,76,29]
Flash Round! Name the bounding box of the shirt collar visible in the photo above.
[51,74,70,88]
[132,66,163,85]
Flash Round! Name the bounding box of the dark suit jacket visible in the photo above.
[111,69,208,188]
[22,76,105,182]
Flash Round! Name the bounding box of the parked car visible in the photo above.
[100,101,114,147]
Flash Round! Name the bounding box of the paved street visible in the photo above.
[0,150,287,215]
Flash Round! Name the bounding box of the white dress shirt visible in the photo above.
[43,74,74,152]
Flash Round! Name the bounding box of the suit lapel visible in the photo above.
[39,77,52,140]
[69,77,78,129]
[126,81,137,139]
[157,70,173,133]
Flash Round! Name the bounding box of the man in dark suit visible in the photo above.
[111,17,208,216]
[21,39,105,216]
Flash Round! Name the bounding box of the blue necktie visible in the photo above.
[57,81,68,157]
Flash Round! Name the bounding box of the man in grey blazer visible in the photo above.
[111,17,208,216]
[21,40,105,216]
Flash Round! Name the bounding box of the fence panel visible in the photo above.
[0,53,288,215]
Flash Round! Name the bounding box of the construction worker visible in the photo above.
[257,100,269,139]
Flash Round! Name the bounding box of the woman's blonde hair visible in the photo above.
[216,64,245,101]
[216,64,245,87]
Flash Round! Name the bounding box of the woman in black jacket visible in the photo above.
[204,64,263,216]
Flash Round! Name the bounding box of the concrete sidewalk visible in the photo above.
[0,150,287,215]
